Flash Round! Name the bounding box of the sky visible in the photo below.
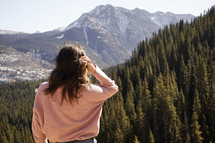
[0,0,214,33]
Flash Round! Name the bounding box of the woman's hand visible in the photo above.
[80,56,96,74]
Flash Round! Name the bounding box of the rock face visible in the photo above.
[0,4,194,83]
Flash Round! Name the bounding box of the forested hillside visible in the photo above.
[0,6,214,143]
[0,80,43,142]
[99,6,215,143]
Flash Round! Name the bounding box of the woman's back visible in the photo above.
[32,50,118,143]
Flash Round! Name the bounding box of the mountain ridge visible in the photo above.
[0,4,194,83]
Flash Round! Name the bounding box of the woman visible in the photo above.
[32,43,118,143]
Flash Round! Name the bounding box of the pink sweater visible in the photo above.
[32,66,118,143]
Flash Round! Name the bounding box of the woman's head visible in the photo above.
[56,44,87,77]
[44,43,90,105]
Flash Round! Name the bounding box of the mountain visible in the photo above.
[65,5,193,51]
[0,45,53,83]
[0,4,194,67]
[0,5,194,82]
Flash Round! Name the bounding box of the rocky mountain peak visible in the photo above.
[0,4,195,83]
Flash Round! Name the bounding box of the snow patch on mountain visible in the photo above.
[53,27,66,32]
[55,34,64,39]
[65,21,79,30]
[115,10,129,34]
[0,30,26,35]
[84,24,89,46]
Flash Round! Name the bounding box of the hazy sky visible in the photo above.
[0,0,214,33]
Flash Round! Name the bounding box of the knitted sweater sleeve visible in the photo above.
[84,65,118,102]
[32,84,47,143]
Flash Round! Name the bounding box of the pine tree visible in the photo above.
[115,77,132,143]
[133,135,140,143]
[207,59,215,142]
[185,132,191,143]
[200,114,210,143]
[153,74,182,142]
[193,89,201,116]
[125,77,137,126]
[113,121,124,143]
[136,100,145,142]
[142,77,152,116]
[191,112,203,143]
[148,128,155,143]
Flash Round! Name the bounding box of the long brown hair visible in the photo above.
[44,43,90,105]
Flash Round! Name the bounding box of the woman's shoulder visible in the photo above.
[35,82,49,96]
[34,82,49,109]
[39,81,49,89]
